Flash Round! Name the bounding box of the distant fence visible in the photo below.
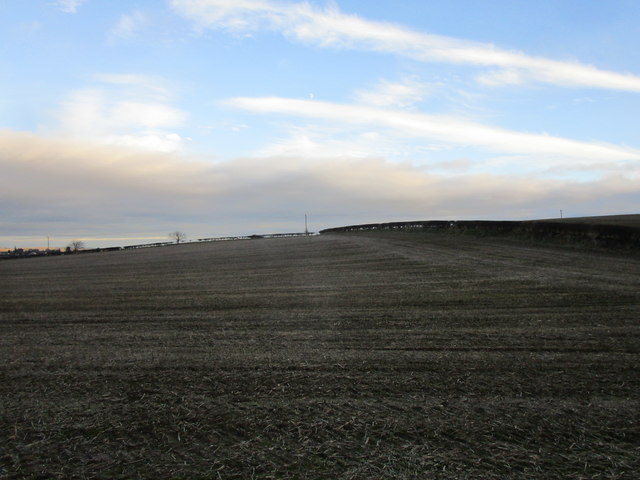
[197,232,310,242]
[320,220,640,249]
[120,242,174,250]
[79,232,312,252]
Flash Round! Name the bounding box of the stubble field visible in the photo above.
[1,232,639,479]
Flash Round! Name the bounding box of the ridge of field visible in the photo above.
[1,233,639,479]
[321,214,640,251]
[538,213,640,228]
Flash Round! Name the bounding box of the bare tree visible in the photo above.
[169,231,187,244]
[68,240,85,252]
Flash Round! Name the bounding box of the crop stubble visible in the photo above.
[1,232,639,479]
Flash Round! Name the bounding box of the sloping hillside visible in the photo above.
[321,215,640,249]
[541,213,640,228]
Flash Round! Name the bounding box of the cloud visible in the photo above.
[254,128,392,159]
[110,101,185,129]
[3,128,639,248]
[171,0,640,92]
[94,73,178,103]
[92,73,170,97]
[51,75,187,153]
[224,96,640,168]
[354,78,430,109]
[251,122,443,162]
[55,0,87,14]
[476,69,525,87]
[109,10,146,42]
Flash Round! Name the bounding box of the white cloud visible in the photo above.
[55,0,87,14]
[225,96,640,167]
[109,10,146,42]
[53,76,187,153]
[255,128,388,159]
[476,69,525,87]
[354,78,430,109]
[251,122,430,161]
[93,73,170,100]
[171,0,640,92]
[113,132,185,152]
[111,101,186,129]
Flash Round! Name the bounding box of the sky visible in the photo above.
[2,0,640,249]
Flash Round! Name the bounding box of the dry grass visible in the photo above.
[1,232,639,479]
[540,213,640,228]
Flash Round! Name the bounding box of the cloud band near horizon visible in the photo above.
[2,128,639,248]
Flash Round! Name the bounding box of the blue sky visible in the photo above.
[2,0,640,248]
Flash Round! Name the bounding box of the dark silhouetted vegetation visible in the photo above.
[320,216,640,249]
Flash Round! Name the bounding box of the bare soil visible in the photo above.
[1,232,639,479]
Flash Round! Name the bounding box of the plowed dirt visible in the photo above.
[1,232,639,479]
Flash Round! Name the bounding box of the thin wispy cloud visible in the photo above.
[225,96,640,165]
[92,73,170,98]
[254,127,396,159]
[55,0,88,14]
[109,10,147,42]
[354,78,430,109]
[172,0,640,92]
